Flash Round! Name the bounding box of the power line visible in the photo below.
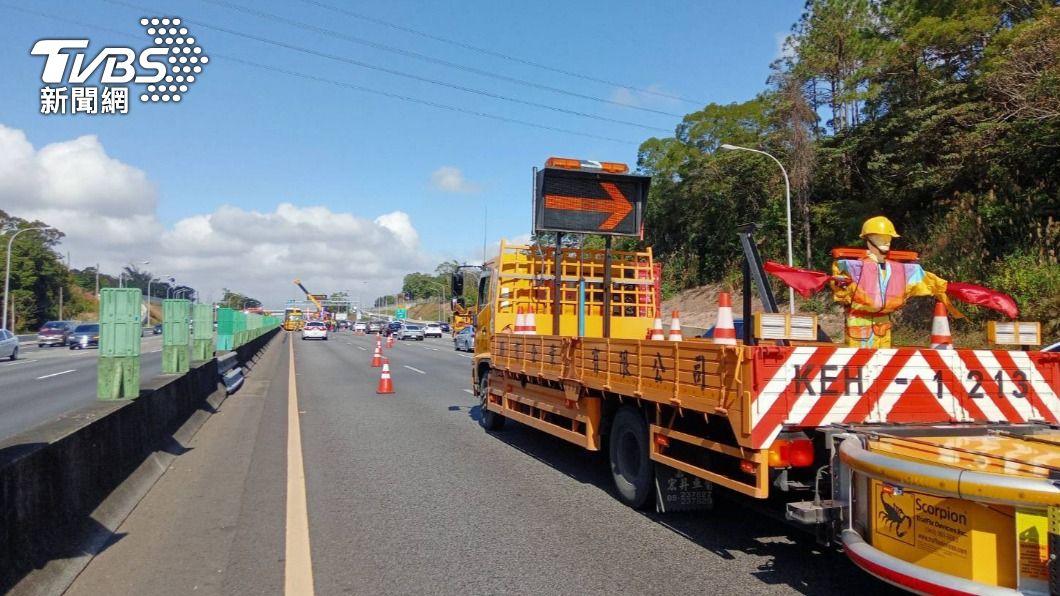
[196,0,684,119]
[3,4,643,144]
[293,0,706,106]
[105,0,671,133]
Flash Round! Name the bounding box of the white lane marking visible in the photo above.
[430,348,439,351]
[404,365,426,375]
[457,354,473,359]
[5,359,38,366]
[286,339,315,595]
[37,369,76,379]
[463,389,474,395]
[357,346,367,351]
[149,349,162,353]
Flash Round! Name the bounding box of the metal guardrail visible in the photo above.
[217,352,244,394]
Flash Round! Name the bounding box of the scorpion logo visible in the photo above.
[878,492,913,538]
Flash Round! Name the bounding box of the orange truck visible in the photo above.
[459,161,1060,595]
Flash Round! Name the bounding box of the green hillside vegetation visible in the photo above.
[635,1,1060,340]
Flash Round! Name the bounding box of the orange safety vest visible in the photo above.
[847,258,907,316]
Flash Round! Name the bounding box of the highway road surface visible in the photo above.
[64,330,891,596]
[0,335,164,442]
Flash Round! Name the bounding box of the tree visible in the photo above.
[1,210,67,331]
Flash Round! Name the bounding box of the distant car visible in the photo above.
[153,323,163,335]
[440,322,451,333]
[301,320,328,340]
[367,321,382,334]
[397,323,425,341]
[68,323,100,349]
[384,321,402,336]
[0,329,18,360]
[702,319,745,341]
[37,320,75,347]
[353,322,367,333]
[453,326,474,352]
[424,323,443,338]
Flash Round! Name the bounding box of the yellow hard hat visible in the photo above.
[860,216,900,238]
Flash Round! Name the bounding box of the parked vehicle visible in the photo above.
[0,329,18,360]
[301,320,328,341]
[424,323,443,338]
[453,326,474,352]
[68,323,100,349]
[37,320,75,347]
[397,323,424,341]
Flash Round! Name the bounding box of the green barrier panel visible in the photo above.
[98,288,142,400]
[162,299,191,374]
[192,303,214,361]
[216,307,234,351]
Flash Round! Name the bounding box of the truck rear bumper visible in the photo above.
[840,529,1019,596]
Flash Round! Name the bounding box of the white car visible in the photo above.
[353,322,367,333]
[301,321,328,340]
[424,323,443,338]
[0,329,18,360]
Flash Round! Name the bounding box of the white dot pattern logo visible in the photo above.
[139,16,207,104]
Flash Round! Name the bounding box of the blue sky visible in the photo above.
[0,0,804,305]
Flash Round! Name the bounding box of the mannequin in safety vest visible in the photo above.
[830,216,949,348]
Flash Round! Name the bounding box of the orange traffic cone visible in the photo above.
[371,344,383,367]
[668,310,683,342]
[376,358,394,394]
[524,305,537,335]
[930,301,952,349]
[650,317,665,341]
[713,292,737,345]
[514,306,529,335]
[386,334,394,349]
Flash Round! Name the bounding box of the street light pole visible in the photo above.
[3,226,51,331]
[719,144,795,314]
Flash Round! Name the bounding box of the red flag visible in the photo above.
[945,282,1019,319]
[764,261,832,298]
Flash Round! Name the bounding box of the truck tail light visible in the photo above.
[788,439,815,467]
[768,439,790,467]
[654,434,669,448]
[739,460,757,475]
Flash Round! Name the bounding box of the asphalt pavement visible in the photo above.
[63,330,892,596]
[0,335,164,442]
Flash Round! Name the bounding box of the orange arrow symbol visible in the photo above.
[544,182,632,231]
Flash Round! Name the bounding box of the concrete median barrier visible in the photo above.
[0,327,281,594]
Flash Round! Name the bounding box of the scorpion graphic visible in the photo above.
[878,493,913,538]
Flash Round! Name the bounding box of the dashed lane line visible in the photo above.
[36,369,76,380]
[463,389,474,395]
[4,359,38,366]
[403,365,426,375]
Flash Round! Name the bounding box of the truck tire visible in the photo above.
[609,406,654,509]
[478,371,505,431]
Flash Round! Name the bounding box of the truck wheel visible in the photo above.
[478,372,505,431]
[609,406,654,509]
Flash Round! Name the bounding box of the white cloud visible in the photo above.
[775,32,797,60]
[430,166,479,193]
[0,123,436,307]
[608,83,681,108]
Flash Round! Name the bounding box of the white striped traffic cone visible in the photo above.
[650,317,665,341]
[376,358,394,394]
[930,301,952,349]
[713,292,737,345]
[514,306,529,335]
[668,310,682,342]
[524,305,537,335]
